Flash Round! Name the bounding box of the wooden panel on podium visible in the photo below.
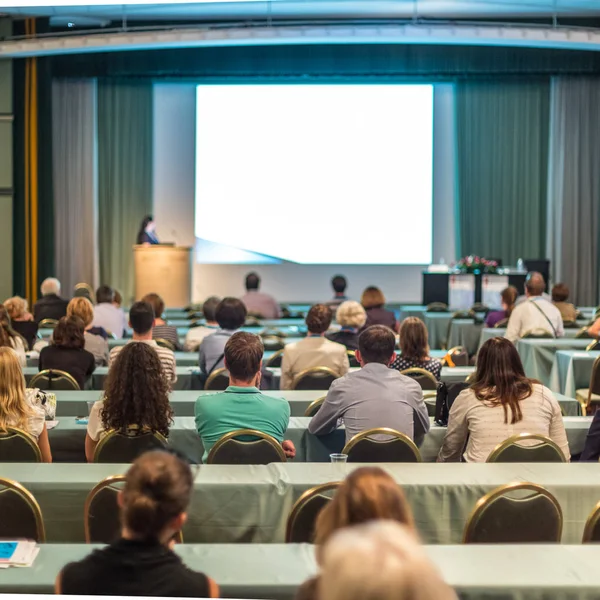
[133,246,192,307]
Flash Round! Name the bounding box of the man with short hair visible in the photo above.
[505,272,564,343]
[325,275,348,311]
[92,285,127,338]
[308,325,429,443]
[195,331,295,462]
[184,296,222,352]
[240,272,281,319]
[109,301,176,386]
[34,277,69,323]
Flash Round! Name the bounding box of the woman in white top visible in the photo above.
[0,347,52,462]
[438,337,570,463]
[0,304,27,366]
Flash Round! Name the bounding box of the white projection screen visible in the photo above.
[195,84,433,265]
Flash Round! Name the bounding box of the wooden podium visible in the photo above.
[133,245,192,307]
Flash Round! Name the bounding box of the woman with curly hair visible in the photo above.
[85,342,174,462]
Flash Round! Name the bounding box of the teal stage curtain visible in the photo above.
[97,81,153,304]
[455,81,550,265]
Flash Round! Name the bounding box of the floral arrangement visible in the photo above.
[454,256,498,274]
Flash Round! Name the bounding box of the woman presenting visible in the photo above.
[137,215,160,245]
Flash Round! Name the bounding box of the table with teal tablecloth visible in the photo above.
[479,325,589,350]
[446,319,483,357]
[550,350,600,398]
[4,543,600,599]
[7,462,600,544]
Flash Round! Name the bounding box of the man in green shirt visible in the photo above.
[195,331,296,462]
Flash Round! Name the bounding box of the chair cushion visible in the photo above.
[576,389,600,403]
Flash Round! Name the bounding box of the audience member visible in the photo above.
[195,331,294,462]
[184,296,221,352]
[33,277,69,323]
[360,286,398,332]
[308,325,428,442]
[39,317,95,390]
[391,317,441,380]
[85,342,173,461]
[109,302,177,388]
[142,292,182,350]
[92,285,127,338]
[0,305,28,365]
[318,522,456,600]
[281,304,349,390]
[56,451,218,597]
[0,347,52,462]
[198,297,247,378]
[324,275,348,311]
[484,286,518,328]
[551,283,578,323]
[505,272,563,342]
[4,296,38,350]
[438,337,570,462]
[113,289,123,308]
[325,301,366,351]
[67,298,109,366]
[240,272,281,319]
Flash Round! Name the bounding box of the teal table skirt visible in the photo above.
[5,462,600,544]
[550,350,600,398]
[4,543,600,599]
[479,326,588,350]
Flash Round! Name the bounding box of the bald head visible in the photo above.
[525,272,546,297]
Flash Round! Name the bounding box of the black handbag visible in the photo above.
[435,381,470,426]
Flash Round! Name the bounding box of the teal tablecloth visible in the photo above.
[446,319,482,357]
[6,462,600,544]
[4,543,600,599]
[550,351,600,398]
[424,313,453,349]
[479,326,589,350]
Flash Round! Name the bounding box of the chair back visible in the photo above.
[563,320,579,329]
[587,340,600,352]
[444,346,469,367]
[470,303,489,316]
[291,367,338,391]
[521,329,554,339]
[74,282,95,302]
[0,427,42,462]
[463,482,562,543]
[93,429,167,463]
[204,368,230,391]
[29,369,80,391]
[265,349,284,368]
[261,335,285,351]
[445,311,475,349]
[304,396,326,417]
[487,433,566,463]
[400,367,438,391]
[585,356,600,414]
[494,318,509,328]
[346,350,360,367]
[286,482,340,543]
[207,429,286,464]
[0,478,45,541]
[575,327,593,339]
[342,428,421,463]
[38,318,59,329]
[582,500,600,543]
[155,338,175,351]
[244,316,262,327]
[426,302,448,313]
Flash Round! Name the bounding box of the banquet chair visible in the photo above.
[244,316,262,327]
[74,282,95,302]
[342,428,421,463]
[38,318,59,329]
[576,356,600,415]
[265,349,284,368]
[463,482,562,544]
[286,482,340,543]
[93,429,167,463]
[521,329,554,339]
[291,367,338,391]
[444,346,469,367]
[84,475,184,544]
[0,427,42,462]
[426,303,449,313]
[204,368,230,391]
[29,369,80,391]
[486,433,566,463]
[582,501,600,543]
[494,318,509,328]
[261,335,285,352]
[445,311,476,350]
[400,367,438,391]
[304,396,326,417]
[470,303,489,316]
[207,429,286,465]
[575,327,593,339]
[0,477,45,542]
[155,338,176,351]
[586,340,600,351]
[346,350,360,367]
[563,320,579,329]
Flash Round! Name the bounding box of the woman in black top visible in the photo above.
[326,301,367,351]
[56,451,219,598]
[38,316,95,389]
[137,214,160,245]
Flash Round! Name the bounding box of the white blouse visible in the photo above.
[6,388,47,440]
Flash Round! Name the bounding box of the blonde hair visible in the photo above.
[0,347,32,432]
[4,296,28,321]
[319,521,456,600]
[67,297,94,328]
[361,286,386,309]
[399,317,430,361]
[336,301,367,329]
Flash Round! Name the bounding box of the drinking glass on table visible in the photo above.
[330,453,348,463]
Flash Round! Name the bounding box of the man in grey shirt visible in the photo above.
[308,325,429,443]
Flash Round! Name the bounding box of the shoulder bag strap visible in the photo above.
[529,300,557,338]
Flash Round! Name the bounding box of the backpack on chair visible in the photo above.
[435,381,470,426]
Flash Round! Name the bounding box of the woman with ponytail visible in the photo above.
[56,451,219,597]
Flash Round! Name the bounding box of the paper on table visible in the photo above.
[0,542,17,561]
[0,541,39,567]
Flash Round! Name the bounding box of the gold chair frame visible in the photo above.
[155,338,176,352]
[29,369,80,391]
[93,429,168,463]
[304,396,326,417]
[462,482,563,544]
[265,349,284,368]
[285,482,341,543]
[204,367,229,390]
[346,350,359,366]
[74,282,95,301]
[291,366,339,390]
[582,500,600,543]
[261,335,285,351]
[494,318,509,329]
[486,433,567,463]
[400,367,438,389]
[38,318,59,329]
[342,427,422,462]
[521,329,554,339]
[575,327,592,339]
[586,340,600,352]
[206,428,287,464]
[0,476,46,542]
[0,426,42,462]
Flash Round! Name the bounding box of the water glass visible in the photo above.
[330,453,348,463]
